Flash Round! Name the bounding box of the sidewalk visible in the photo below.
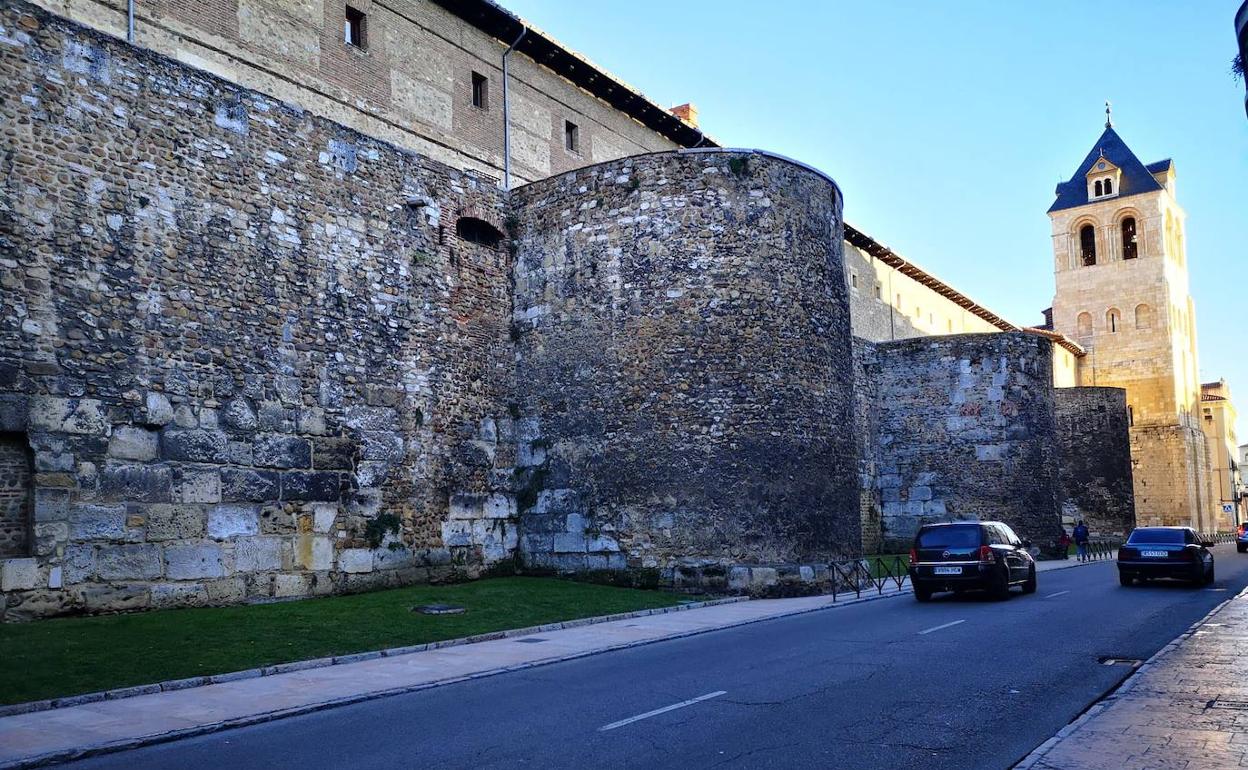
[1017,586,1248,770]
[0,557,1096,769]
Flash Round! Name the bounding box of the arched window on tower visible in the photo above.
[1135,303,1154,330]
[1103,178,1112,195]
[1121,217,1138,260]
[1076,312,1093,338]
[1079,224,1097,266]
[1094,180,1103,197]
[1107,308,1122,333]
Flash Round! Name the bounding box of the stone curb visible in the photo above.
[0,595,752,720]
[0,588,915,769]
[1011,584,1248,769]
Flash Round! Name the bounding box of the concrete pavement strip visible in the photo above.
[0,557,1103,769]
[1014,585,1248,770]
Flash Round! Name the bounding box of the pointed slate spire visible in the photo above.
[1048,117,1165,213]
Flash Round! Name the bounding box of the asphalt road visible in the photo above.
[65,547,1248,770]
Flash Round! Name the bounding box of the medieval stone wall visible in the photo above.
[868,333,1062,552]
[0,4,517,618]
[509,150,862,573]
[1055,387,1135,537]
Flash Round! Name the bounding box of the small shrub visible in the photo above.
[363,512,401,549]
[727,156,749,177]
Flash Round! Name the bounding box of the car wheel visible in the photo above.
[913,583,933,602]
[990,566,1011,601]
[1204,563,1215,585]
[1022,565,1037,594]
[1119,572,1133,587]
[1238,544,1246,553]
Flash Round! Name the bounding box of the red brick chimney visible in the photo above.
[669,103,699,128]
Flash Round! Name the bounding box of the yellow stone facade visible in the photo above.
[1049,138,1221,530]
[1200,381,1242,528]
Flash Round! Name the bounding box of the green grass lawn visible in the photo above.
[0,577,684,706]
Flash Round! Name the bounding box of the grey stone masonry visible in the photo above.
[510,150,860,571]
[0,2,514,618]
[1055,387,1136,537]
[866,333,1063,552]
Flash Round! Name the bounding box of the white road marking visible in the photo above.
[918,619,965,635]
[598,691,727,732]
[1045,590,1071,599]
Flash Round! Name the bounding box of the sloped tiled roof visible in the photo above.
[1146,159,1173,175]
[1048,126,1165,213]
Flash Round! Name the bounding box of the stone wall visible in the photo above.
[0,4,517,618]
[0,434,32,557]
[509,150,862,574]
[1055,387,1136,537]
[868,333,1062,552]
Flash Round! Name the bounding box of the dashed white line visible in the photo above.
[598,691,727,732]
[918,619,965,635]
[1045,590,1071,599]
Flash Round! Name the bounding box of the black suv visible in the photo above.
[908,521,1037,602]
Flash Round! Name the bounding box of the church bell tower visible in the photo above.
[1047,106,1212,530]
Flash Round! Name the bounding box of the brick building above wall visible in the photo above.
[27,0,707,184]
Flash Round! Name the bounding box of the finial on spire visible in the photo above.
[1105,100,1113,128]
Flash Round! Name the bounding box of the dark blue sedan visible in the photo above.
[1117,527,1214,586]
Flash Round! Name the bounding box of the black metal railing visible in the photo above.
[827,555,910,601]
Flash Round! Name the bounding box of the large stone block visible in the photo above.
[162,429,229,463]
[220,467,281,502]
[151,583,209,609]
[312,437,355,469]
[69,503,128,541]
[95,544,163,580]
[108,426,159,461]
[221,398,258,431]
[98,464,173,502]
[28,396,107,435]
[338,548,374,573]
[273,573,311,598]
[234,536,285,572]
[146,504,206,540]
[208,504,260,539]
[282,471,341,502]
[253,433,312,469]
[1,558,38,591]
[294,533,333,571]
[360,432,404,462]
[165,544,226,580]
[176,467,221,504]
[76,583,151,613]
[343,406,397,431]
[142,392,174,427]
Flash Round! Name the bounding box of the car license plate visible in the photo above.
[1141,550,1167,558]
[934,566,961,575]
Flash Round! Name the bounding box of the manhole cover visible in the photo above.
[412,604,466,615]
[1098,657,1142,667]
[1208,700,1248,711]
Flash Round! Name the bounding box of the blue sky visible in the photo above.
[506,0,1248,440]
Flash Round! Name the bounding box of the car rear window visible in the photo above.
[1127,529,1184,544]
[917,526,981,549]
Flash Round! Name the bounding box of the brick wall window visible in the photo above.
[472,72,489,109]
[0,433,32,558]
[344,6,366,48]
[564,120,579,153]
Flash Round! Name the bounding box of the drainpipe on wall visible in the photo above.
[502,25,528,191]
[127,0,135,43]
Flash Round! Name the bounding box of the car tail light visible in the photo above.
[979,545,994,563]
[1118,546,1135,560]
[909,548,918,566]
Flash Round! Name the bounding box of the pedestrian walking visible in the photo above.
[1073,520,1090,562]
[1057,526,1072,559]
